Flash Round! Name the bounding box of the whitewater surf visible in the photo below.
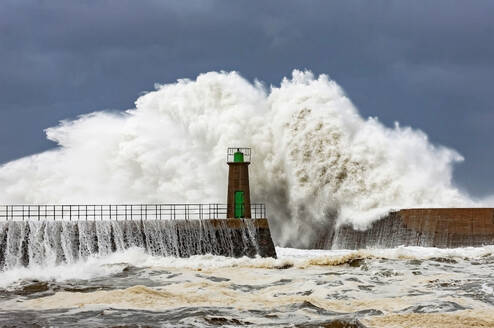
[0,247,493,327]
[0,70,486,248]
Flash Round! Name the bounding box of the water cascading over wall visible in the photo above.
[0,219,276,270]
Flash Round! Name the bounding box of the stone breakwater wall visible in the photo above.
[316,208,494,249]
[0,218,277,269]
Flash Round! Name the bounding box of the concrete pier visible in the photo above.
[0,218,277,269]
[316,208,494,249]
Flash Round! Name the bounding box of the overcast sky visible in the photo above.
[1,0,493,196]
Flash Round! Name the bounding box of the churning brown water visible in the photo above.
[0,246,493,327]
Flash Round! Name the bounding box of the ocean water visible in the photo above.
[0,69,493,327]
[1,246,494,327]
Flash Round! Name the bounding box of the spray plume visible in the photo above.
[0,70,477,247]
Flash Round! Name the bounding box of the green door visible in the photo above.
[234,191,245,218]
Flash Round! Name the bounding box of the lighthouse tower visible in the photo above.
[227,148,251,218]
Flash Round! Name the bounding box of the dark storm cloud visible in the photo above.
[1,0,494,195]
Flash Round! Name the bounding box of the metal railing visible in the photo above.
[227,147,251,163]
[0,204,266,221]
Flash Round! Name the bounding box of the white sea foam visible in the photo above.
[1,245,493,288]
[0,250,129,288]
[0,70,486,246]
[481,283,494,295]
[3,245,491,328]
